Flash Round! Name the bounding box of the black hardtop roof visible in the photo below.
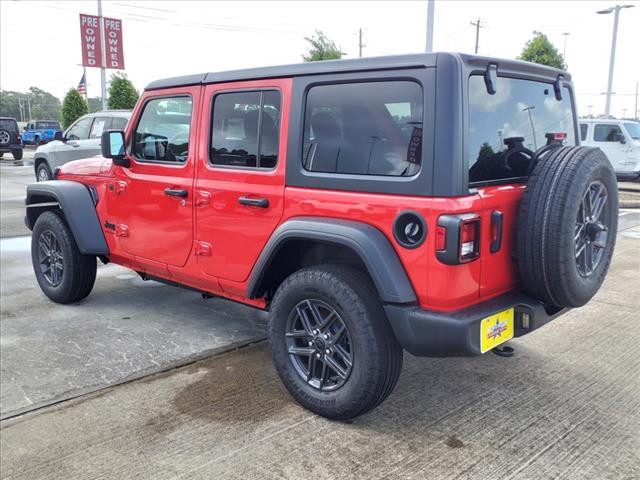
[145,52,570,91]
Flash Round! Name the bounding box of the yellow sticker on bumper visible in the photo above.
[480,307,514,353]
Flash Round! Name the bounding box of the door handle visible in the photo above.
[239,196,269,208]
[490,210,503,253]
[164,188,188,198]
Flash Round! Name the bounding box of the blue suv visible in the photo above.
[22,120,63,146]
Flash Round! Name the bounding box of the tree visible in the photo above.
[518,31,566,70]
[478,142,496,161]
[87,97,103,113]
[303,30,342,62]
[27,87,62,120]
[61,89,89,128]
[0,87,61,121]
[108,73,139,109]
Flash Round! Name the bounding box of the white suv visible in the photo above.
[579,119,640,181]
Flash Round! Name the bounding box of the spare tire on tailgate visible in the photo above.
[517,146,618,308]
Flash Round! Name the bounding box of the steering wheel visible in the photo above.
[166,132,190,162]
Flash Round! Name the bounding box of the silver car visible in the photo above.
[33,110,131,181]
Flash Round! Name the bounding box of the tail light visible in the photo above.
[436,214,481,265]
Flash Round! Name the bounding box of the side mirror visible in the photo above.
[616,132,626,144]
[54,131,64,142]
[101,129,130,167]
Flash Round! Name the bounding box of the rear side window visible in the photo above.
[468,75,576,184]
[302,81,423,176]
[580,124,588,141]
[210,90,281,169]
[593,124,622,142]
[112,117,128,130]
[133,96,192,163]
[89,117,110,139]
[37,121,61,130]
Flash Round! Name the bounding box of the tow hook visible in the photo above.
[492,345,515,357]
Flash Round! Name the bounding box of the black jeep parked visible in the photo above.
[0,117,24,160]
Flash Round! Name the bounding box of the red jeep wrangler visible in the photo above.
[26,53,618,419]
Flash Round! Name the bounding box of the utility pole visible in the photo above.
[522,105,537,150]
[97,0,108,110]
[587,104,594,117]
[597,4,635,118]
[358,28,365,58]
[470,18,484,54]
[561,32,570,63]
[425,0,435,52]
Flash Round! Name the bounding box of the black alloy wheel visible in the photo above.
[285,299,353,392]
[574,180,609,277]
[37,230,64,286]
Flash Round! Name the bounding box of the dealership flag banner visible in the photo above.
[79,13,103,68]
[103,17,125,69]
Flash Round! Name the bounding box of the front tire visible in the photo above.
[268,265,403,420]
[36,162,52,182]
[31,211,97,304]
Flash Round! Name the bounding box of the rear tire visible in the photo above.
[36,162,52,182]
[34,136,41,147]
[268,264,403,420]
[517,146,618,308]
[31,211,97,304]
[11,148,23,161]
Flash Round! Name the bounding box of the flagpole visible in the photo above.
[83,67,88,101]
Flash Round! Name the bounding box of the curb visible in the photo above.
[620,201,640,209]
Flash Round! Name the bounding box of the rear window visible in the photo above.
[0,119,18,132]
[302,81,423,177]
[468,76,576,184]
[593,124,622,142]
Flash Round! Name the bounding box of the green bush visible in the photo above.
[61,89,89,129]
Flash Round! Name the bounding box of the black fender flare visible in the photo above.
[248,217,417,304]
[25,180,109,255]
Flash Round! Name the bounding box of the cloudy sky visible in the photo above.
[1,0,638,118]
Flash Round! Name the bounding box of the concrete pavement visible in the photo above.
[0,165,267,419]
[1,230,638,480]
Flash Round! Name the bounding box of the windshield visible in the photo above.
[624,122,640,140]
[468,75,576,184]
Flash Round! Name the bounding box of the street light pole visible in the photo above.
[425,0,435,52]
[597,4,635,118]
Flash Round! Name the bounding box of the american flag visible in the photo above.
[77,72,87,96]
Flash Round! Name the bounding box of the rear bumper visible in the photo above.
[384,291,568,357]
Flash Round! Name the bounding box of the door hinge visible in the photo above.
[195,190,211,207]
[115,224,129,237]
[194,241,212,256]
